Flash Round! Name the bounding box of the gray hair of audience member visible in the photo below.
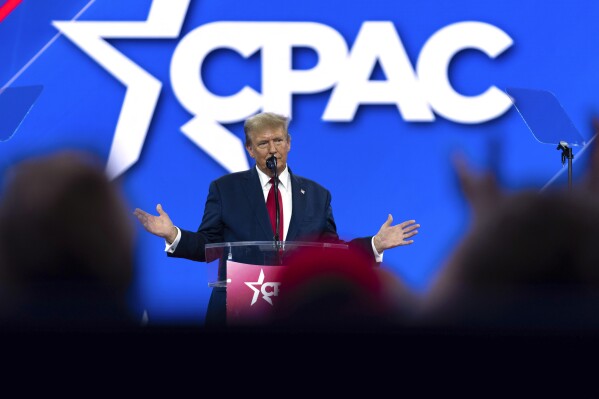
[0,151,134,294]
[243,112,291,146]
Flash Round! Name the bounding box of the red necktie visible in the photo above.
[266,177,284,240]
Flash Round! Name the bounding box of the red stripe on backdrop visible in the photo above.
[0,0,24,23]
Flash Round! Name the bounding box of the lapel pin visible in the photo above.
[301,189,305,195]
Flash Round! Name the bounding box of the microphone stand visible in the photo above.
[557,141,574,191]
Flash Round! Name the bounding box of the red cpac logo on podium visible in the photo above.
[245,269,281,306]
[226,261,286,325]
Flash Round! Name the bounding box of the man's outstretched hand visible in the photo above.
[133,204,178,244]
[373,214,419,253]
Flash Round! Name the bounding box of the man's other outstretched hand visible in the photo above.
[373,214,419,253]
[133,204,178,244]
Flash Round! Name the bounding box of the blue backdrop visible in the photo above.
[1,0,597,324]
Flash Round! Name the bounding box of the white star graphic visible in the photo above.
[52,0,191,179]
[245,269,266,306]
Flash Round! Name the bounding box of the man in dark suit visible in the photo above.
[134,112,419,325]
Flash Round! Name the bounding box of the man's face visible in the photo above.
[246,126,291,177]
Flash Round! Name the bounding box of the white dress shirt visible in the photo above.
[166,165,383,262]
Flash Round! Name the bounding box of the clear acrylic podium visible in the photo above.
[204,241,349,325]
[505,87,586,190]
[0,85,43,142]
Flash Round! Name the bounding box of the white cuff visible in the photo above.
[165,227,182,253]
[371,236,383,263]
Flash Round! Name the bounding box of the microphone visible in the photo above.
[266,155,277,172]
[266,155,281,244]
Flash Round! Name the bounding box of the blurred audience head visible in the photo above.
[0,150,135,329]
[424,191,599,329]
[421,135,599,331]
[271,243,415,331]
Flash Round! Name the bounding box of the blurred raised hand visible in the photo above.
[452,152,503,220]
[581,117,599,193]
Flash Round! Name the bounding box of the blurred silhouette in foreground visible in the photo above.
[0,151,136,331]
[270,243,416,331]
[420,119,599,332]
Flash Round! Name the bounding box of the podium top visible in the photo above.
[205,241,348,250]
[204,241,349,265]
[505,87,585,147]
[205,241,352,287]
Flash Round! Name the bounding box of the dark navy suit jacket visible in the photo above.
[168,167,374,325]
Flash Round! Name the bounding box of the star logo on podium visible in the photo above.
[245,269,280,306]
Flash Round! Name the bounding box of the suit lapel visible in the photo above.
[286,169,306,241]
[242,167,273,239]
